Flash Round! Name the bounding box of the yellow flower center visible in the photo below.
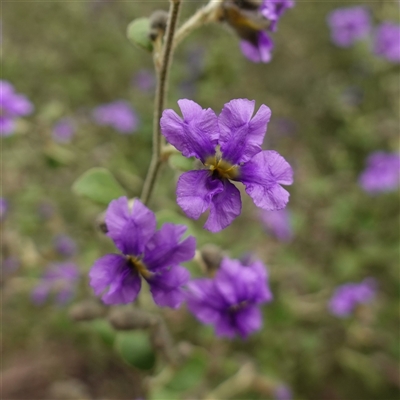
[204,155,239,180]
[127,256,153,279]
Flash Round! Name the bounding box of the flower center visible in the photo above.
[229,300,248,313]
[204,155,239,180]
[126,256,153,279]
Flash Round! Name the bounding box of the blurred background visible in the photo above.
[2,1,399,399]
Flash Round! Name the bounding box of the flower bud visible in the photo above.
[149,10,169,41]
[69,300,105,321]
[200,244,225,275]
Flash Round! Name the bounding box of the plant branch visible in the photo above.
[140,0,182,206]
[173,0,224,48]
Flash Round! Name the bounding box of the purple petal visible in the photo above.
[215,316,237,339]
[105,197,156,255]
[148,265,190,308]
[31,284,50,305]
[204,180,242,232]
[186,279,224,323]
[144,223,196,271]
[240,150,293,210]
[240,31,273,63]
[219,99,271,165]
[0,116,15,136]
[160,99,218,162]
[176,170,223,220]
[234,306,263,338]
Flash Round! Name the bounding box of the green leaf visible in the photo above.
[89,319,116,347]
[168,154,195,172]
[167,350,207,391]
[44,144,75,167]
[72,167,126,205]
[127,18,153,52]
[115,331,156,371]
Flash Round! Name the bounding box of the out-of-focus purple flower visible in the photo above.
[92,101,138,134]
[37,201,55,220]
[0,80,33,136]
[89,197,196,307]
[52,118,76,143]
[2,256,20,275]
[132,69,156,93]
[327,7,371,47]
[240,31,274,63]
[31,262,80,306]
[373,22,400,63]
[187,257,273,339]
[359,151,400,194]
[54,234,77,258]
[0,198,8,220]
[328,278,377,317]
[274,384,293,400]
[260,209,293,242]
[260,0,295,31]
[160,99,293,232]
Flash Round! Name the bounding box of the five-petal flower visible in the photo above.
[89,197,196,308]
[161,98,293,232]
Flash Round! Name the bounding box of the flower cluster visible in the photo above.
[374,22,400,63]
[328,278,376,317]
[161,98,293,232]
[0,198,8,220]
[327,6,370,48]
[0,80,33,136]
[92,100,138,134]
[89,197,196,308]
[359,151,400,194]
[222,0,294,63]
[31,262,80,306]
[187,257,273,338]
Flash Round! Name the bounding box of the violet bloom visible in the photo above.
[328,278,377,317]
[0,80,33,136]
[240,31,274,63]
[31,262,79,305]
[52,118,76,143]
[274,384,293,400]
[260,209,293,242]
[260,0,295,32]
[0,198,8,220]
[161,99,293,232]
[89,197,196,307]
[54,234,77,258]
[359,151,400,193]
[132,69,156,93]
[187,257,273,339]
[327,7,370,47]
[373,22,400,63]
[92,100,138,134]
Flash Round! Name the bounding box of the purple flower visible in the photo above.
[92,101,138,134]
[359,151,400,194]
[160,99,293,232]
[2,256,20,275]
[327,7,371,47]
[373,22,400,63]
[0,80,33,136]
[31,262,80,305]
[132,69,156,93]
[240,31,274,63]
[54,234,77,258]
[274,384,293,400]
[328,278,377,317]
[187,257,273,339]
[89,197,196,307]
[260,209,293,242]
[52,118,76,143]
[260,0,295,32]
[0,198,8,220]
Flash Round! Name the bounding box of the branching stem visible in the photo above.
[141,0,182,205]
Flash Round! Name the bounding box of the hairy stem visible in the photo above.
[174,0,224,48]
[141,0,182,206]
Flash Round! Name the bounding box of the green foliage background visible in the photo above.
[2,1,399,399]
